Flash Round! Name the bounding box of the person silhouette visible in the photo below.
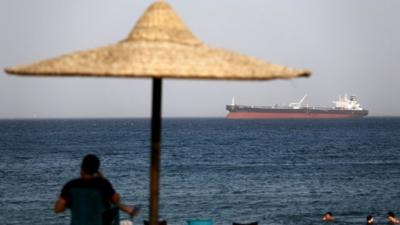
[54,154,139,225]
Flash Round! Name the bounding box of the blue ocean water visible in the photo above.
[0,118,399,225]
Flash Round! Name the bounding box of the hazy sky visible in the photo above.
[1,0,399,118]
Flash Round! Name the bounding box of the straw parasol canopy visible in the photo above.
[5,1,310,80]
[5,1,311,225]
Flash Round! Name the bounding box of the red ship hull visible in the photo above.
[227,112,361,119]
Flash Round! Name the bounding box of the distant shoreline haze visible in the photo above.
[1,1,400,118]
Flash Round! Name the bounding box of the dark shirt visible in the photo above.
[60,177,116,208]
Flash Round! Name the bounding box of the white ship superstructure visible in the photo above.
[333,94,364,110]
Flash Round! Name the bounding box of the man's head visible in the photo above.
[81,154,100,176]
[388,212,396,218]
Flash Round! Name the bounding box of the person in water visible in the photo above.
[54,154,139,224]
[387,212,400,224]
[366,215,374,225]
[322,212,334,221]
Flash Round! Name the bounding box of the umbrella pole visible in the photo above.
[150,77,162,225]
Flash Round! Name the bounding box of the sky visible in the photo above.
[1,0,399,118]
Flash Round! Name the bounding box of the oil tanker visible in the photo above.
[226,94,368,119]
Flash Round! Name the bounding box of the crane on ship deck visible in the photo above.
[288,94,307,109]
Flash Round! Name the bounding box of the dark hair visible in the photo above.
[367,215,373,221]
[388,212,396,217]
[81,154,100,175]
[325,212,333,216]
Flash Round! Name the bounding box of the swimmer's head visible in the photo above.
[323,212,334,221]
[367,215,374,224]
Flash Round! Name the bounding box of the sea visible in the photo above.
[0,118,399,225]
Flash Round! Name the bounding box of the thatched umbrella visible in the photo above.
[5,1,310,225]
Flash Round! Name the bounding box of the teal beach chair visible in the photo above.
[69,188,119,225]
[187,219,213,225]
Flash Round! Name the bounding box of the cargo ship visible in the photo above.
[226,94,368,119]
